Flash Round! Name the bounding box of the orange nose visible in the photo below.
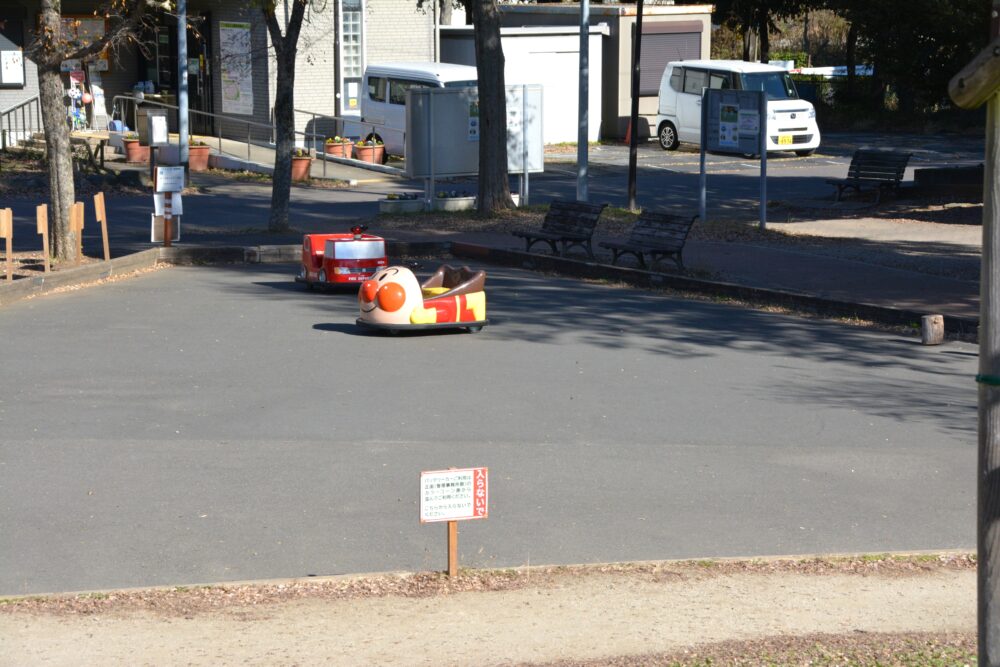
[377,282,406,312]
[361,280,378,303]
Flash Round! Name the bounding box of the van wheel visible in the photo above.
[364,133,389,164]
[795,149,815,157]
[657,122,679,150]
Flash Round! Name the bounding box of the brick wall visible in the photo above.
[365,0,435,65]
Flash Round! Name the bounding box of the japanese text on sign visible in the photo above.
[420,467,488,523]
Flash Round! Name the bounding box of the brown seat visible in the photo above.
[421,264,486,298]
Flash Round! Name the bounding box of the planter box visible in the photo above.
[188,145,211,171]
[324,142,352,158]
[291,156,313,181]
[353,144,385,164]
[431,193,519,212]
[379,198,426,214]
[123,141,149,164]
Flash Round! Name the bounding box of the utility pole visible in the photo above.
[178,0,189,176]
[627,0,644,210]
[949,5,1000,664]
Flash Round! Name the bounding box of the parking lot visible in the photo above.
[0,261,977,595]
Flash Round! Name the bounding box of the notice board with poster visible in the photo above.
[0,17,25,89]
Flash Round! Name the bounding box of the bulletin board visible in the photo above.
[0,18,25,89]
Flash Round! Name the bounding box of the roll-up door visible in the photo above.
[639,21,702,96]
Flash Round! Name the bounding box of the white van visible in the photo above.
[655,60,821,156]
[356,62,478,157]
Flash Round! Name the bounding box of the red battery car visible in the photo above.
[296,225,388,288]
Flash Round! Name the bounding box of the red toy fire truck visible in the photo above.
[296,225,388,288]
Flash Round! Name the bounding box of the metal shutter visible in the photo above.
[640,33,701,96]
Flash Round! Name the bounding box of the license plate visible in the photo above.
[778,135,793,145]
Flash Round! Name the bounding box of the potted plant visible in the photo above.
[187,137,211,171]
[324,135,352,158]
[291,148,313,181]
[352,137,384,164]
[122,131,149,164]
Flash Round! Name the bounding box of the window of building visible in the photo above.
[339,0,364,115]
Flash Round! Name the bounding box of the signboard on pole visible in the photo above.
[155,166,185,193]
[419,467,488,523]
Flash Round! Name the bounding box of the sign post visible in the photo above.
[420,467,488,577]
[154,166,185,247]
[0,208,12,282]
[36,204,49,273]
[700,89,768,228]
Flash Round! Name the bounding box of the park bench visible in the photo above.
[511,199,606,258]
[827,149,912,203]
[599,210,697,271]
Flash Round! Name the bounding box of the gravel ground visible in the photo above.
[0,554,977,666]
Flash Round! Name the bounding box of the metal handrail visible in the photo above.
[111,95,393,177]
[289,106,400,152]
[1,96,42,151]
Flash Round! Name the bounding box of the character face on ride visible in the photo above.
[358,266,423,325]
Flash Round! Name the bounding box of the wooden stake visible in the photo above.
[0,208,12,282]
[36,204,49,273]
[447,520,458,578]
[94,192,110,261]
[71,201,84,264]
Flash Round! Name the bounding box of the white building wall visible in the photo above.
[365,0,435,64]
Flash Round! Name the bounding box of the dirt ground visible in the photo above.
[0,554,976,666]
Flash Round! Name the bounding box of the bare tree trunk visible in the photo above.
[269,51,295,232]
[440,0,453,27]
[263,1,308,233]
[758,13,770,64]
[37,1,76,261]
[470,0,512,213]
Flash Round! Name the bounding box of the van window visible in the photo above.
[368,76,387,102]
[708,71,732,90]
[389,78,432,105]
[740,72,799,100]
[682,69,707,95]
[669,68,682,92]
[444,80,478,88]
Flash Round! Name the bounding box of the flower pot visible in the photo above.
[123,140,149,164]
[188,144,211,171]
[432,196,477,212]
[352,144,385,164]
[324,142,351,158]
[291,156,313,181]
[379,198,426,214]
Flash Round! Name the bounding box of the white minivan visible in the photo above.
[655,60,821,156]
[356,62,478,157]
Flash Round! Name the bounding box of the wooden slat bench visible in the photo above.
[599,210,697,271]
[511,199,607,258]
[827,149,912,203]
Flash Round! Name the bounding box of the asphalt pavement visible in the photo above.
[0,132,984,595]
[0,262,977,595]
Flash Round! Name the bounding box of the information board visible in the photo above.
[155,166,185,193]
[419,467,488,523]
[704,89,763,156]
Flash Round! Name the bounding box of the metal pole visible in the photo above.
[576,0,589,202]
[178,0,189,177]
[759,90,767,230]
[522,84,529,207]
[699,89,708,224]
[627,0,644,210]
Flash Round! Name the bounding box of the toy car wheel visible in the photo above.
[318,269,327,283]
[466,326,483,333]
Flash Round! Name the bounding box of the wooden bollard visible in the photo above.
[94,192,110,261]
[36,204,50,273]
[921,314,945,345]
[0,208,12,282]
